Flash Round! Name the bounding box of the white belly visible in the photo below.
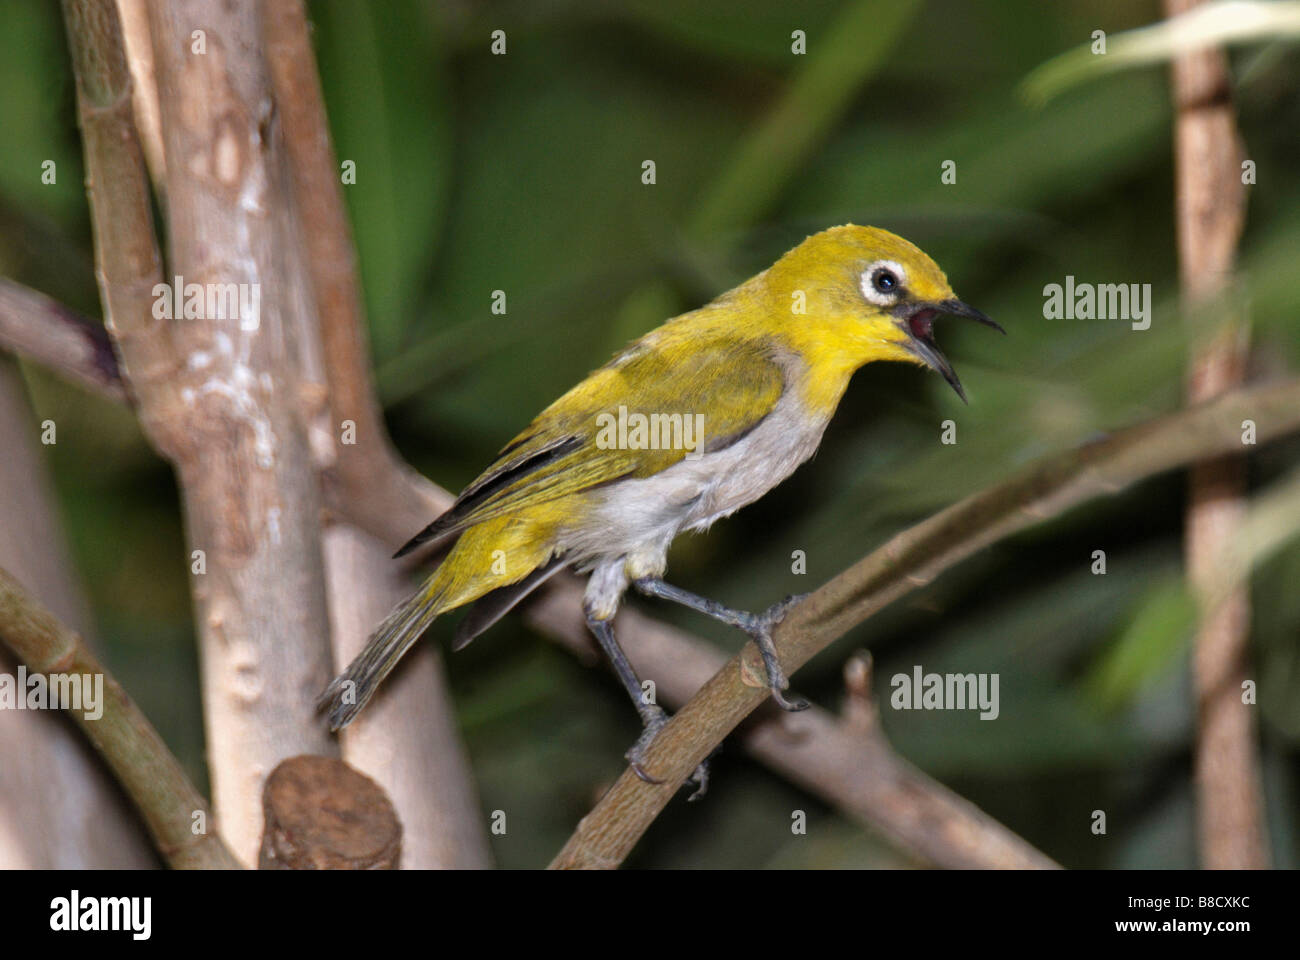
[564,388,832,617]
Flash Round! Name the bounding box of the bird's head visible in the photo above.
[764,224,1003,402]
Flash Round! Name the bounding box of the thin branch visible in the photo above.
[0,359,153,868]
[261,1,490,867]
[113,0,166,192]
[549,378,1300,869]
[260,1,430,540]
[0,279,124,401]
[526,591,1059,869]
[1165,0,1268,869]
[0,565,241,869]
[59,0,175,430]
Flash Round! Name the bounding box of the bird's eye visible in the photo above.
[859,259,906,307]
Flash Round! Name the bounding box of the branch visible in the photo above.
[0,359,153,867]
[1165,0,1268,869]
[525,590,1058,869]
[71,0,347,864]
[260,1,430,540]
[261,1,490,867]
[113,0,166,191]
[0,565,241,868]
[59,0,175,428]
[549,378,1300,869]
[0,279,124,401]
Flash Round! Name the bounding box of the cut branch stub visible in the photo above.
[259,756,401,870]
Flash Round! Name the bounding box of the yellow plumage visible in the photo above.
[320,224,1000,790]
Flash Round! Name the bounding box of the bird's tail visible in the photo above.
[318,582,446,730]
[319,512,558,730]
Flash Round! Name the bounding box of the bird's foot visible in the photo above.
[626,705,711,800]
[741,594,811,712]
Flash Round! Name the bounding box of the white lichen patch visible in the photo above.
[196,362,277,470]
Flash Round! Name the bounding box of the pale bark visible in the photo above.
[324,526,491,868]
[0,281,123,401]
[1164,0,1267,869]
[135,1,337,864]
[0,562,240,869]
[260,1,490,866]
[0,359,154,868]
[114,0,165,190]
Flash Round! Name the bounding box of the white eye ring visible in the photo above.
[860,259,906,306]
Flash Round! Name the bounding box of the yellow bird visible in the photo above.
[320,224,1000,795]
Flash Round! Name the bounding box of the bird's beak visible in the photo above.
[894,299,1004,404]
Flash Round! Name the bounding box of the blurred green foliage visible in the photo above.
[1,0,1298,868]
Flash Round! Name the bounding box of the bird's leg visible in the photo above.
[631,578,811,712]
[584,608,710,799]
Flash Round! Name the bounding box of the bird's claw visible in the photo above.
[771,687,811,712]
[746,594,811,713]
[762,593,810,627]
[625,705,711,798]
[685,759,710,801]
[630,760,664,785]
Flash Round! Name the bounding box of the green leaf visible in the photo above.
[312,2,450,361]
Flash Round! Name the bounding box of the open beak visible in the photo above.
[894,299,1004,403]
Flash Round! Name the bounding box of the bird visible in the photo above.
[318,224,1001,797]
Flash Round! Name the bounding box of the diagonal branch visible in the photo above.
[0,279,124,401]
[526,592,1059,869]
[550,377,1300,869]
[0,565,241,869]
[0,358,153,868]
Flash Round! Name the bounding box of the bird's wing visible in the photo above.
[393,334,786,556]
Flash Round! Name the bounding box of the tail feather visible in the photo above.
[452,557,564,651]
[321,512,558,729]
[318,585,445,730]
